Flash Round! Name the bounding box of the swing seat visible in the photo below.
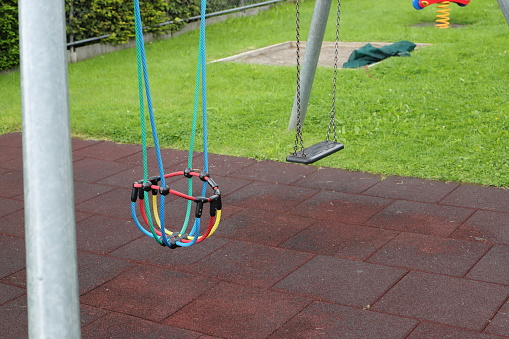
[287,141,344,164]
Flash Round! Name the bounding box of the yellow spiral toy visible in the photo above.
[436,1,451,28]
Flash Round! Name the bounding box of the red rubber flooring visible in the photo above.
[1,131,509,338]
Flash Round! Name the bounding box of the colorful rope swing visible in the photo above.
[130,0,221,249]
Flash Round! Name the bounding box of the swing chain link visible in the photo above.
[292,0,305,156]
[326,0,341,143]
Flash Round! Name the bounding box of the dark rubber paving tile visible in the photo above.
[269,301,417,339]
[216,208,315,246]
[228,181,318,213]
[365,200,473,237]
[0,145,22,163]
[368,232,490,276]
[451,210,509,245]
[363,175,459,202]
[0,209,24,238]
[77,251,135,295]
[73,157,134,183]
[74,180,114,204]
[0,235,25,279]
[81,265,218,322]
[95,164,159,188]
[186,241,314,288]
[466,244,509,285]
[372,271,509,331]
[441,184,509,213]
[76,215,142,254]
[229,160,316,184]
[190,152,257,176]
[0,157,22,171]
[164,282,311,339]
[0,171,23,198]
[80,304,109,328]
[0,132,22,147]
[71,138,102,151]
[0,282,24,305]
[282,221,398,260]
[408,321,503,339]
[116,147,189,168]
[485,300,509,337]
[75,188,131,220]
[72,141,140,161]
[82,312,202,339]
[274,255,407,307]
[291,190,392,224]
[110,235,231,268]
[0,197,22,218]
[292,167,381,193]
[0,296,28,338]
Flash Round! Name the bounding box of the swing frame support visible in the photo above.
[288,0,334,131]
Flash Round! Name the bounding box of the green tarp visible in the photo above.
[343,40,417,68]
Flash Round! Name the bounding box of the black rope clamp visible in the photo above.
[159,186,170,196]
[195,196,208,218]
[131,183,139,202]
[149,176,160,195]
[137,180,145,200]
[199,171,209,181]
[184,168,193,178]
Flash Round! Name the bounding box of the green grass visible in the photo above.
[1,0,509,186]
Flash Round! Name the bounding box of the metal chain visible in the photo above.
[326,0,341,143]
[292,0,305,155]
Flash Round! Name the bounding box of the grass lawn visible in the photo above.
[1,0,508,187]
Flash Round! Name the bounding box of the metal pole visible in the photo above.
[19,0,81,338]
[288,0,333,130]
[497,0,509,26]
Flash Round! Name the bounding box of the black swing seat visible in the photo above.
[286,140,344,164]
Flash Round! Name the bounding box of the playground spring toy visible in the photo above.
[130,0,221,249]
[413,0,470,28]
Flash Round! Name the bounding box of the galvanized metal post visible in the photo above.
[498,0,509,26]
[288,0,333,130]
[19,0,81,338]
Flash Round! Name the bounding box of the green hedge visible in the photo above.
[0,0,19,71]
[0,0,199,71]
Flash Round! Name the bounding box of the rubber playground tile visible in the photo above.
[81,265,218,322]
[81,312,202,339]
[80,304,109,328]
[282,221,398,260]
[186,240,314,288]
[372,271,509,331]
[73,157,135,183]
[274,255,407,307]
[269,301,417,339]
[215,208,316,246]
[0,296,28,338]
[76,216,142,254]
[368,232,490,276]
[466,244,509,285]
[484,300,509,337]
[0,234,26,279]
[71,137,102,151]
[0,282,25,305]
[0,209,24,238]
[0,132,22,147]
[190,152,258,176]
[75,187,132,220]
[365,200,473,237]
[95,164,159,188]
[164,282,311,339]
[72,140,141,161]
[407,321,503,339]
[0,156,23,171]
[227,181,318,214]
[73,180,114,205]
[116,147,190,169]
[77,251,135,295]
[0,171,23,198]
[292,167,380,193]
[0,145,22,163]
[363,175,459,203]
[290,190,392,225]
[228,159,317,185]
[440,184,509,213]
[451,210,509,245]
[199,175,252,199]
[110,235,231,268]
